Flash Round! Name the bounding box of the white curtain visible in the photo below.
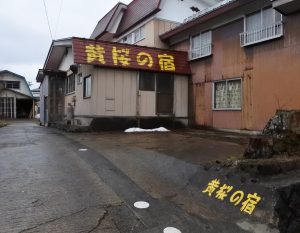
[214,82,227,109]
[227,80,241,109]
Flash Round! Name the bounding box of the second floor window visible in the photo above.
[190,31,212,60]
[0,81,20,89]
[65,74,75,94]
[120,25,145,44]
[241,7,283,46]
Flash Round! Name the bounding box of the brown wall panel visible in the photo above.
[172,12,300,131]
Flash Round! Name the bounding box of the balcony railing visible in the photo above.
[189,44,212,60]
[240,22,283,47]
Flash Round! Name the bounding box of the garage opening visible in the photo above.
[16,99,32,118]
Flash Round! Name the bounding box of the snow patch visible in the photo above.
[124,127,170,133]
[163,227,182,233]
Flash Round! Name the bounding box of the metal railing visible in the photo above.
[240,22,283,47]
[189,44,212,60]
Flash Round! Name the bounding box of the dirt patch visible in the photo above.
[0,121,7,128]
[236,157,300,176]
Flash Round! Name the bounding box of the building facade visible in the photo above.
[161,0,300,131]
[37,0,212,128]
[37,38,190,128]
[38,0,300,132]
[0,70,33,119]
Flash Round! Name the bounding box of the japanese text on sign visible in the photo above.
[85,44,176,72]
[202,179,262,215]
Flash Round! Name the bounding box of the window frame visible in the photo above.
[83,75,92,99]
[139,71,156,92]
[241,7,283,46]
[212,78,242,111]
[65,73,75,95]
[0,81,20,89]
[0,97,14,118]
[77,73,82,85]
[189,30,212,60]
[244,7,282,32]
[120,25,146,45]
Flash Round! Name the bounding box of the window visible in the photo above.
[83,75,92,98]
[139,72,155,91]
[134,26,145,42]
[65,74,75,94]
[189,31,212,60]
[121,34,132,44]
[0,97,14,118]
[213,79,242,110]
[0,81,20,89]
[120,25,145,44]
[240,8,283,46]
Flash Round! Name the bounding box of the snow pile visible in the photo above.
[124,127,170,133]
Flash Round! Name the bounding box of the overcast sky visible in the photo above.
[0,0,131,89]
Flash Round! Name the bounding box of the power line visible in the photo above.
[42,0,53,40]
[54,0,64,39]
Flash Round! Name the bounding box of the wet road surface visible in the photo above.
[0,121,248,233]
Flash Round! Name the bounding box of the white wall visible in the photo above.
[73,67,189,120]
[156,0,213,23]
[59,47,74,71]
[74,66,137,119]
[39,76,49,125]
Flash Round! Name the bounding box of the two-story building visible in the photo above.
[38,0,300,132]
[37,0,221,129]
[161,0,300,131]
[0,70,34,119]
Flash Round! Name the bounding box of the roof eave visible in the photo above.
[2,88,33,99]
[160,0,255,41]
[114,8,161,38]
[90,2,127,39]
[43,38,73,71]
[36,69,67,83]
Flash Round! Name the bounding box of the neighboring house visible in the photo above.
[0,70,34,119]
[37,0,220,129]
[160,0,300,131]
[31,88,40,100]
[31,88,40,118]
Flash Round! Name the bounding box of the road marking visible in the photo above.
[78,149,88,152]
[134,201,150,209]
[163,227,182,233]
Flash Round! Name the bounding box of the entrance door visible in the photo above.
[156,73,174,115]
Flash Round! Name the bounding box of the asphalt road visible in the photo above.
[0,121,250,233]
